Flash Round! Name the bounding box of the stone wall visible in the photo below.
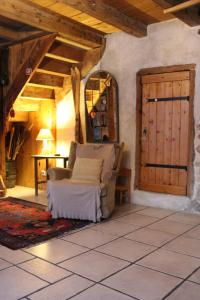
[100,19,200,210]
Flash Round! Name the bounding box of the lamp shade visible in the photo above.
[36,128,54,141]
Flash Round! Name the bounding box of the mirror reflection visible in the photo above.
[85,70,119,143]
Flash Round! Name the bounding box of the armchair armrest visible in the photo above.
[47,167,72,180]
[103,170,118,183]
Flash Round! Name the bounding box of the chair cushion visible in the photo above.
[71,157,103,183]
[76,143,115,182]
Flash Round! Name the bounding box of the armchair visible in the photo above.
[47,142,124,222]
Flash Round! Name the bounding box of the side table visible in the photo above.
[32,155,68,196]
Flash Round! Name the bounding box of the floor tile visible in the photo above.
[91,220,140,237]
[136,207,174,218]
[0,258,12,270]
[115,213,159,226]
[165,212,200,225]
[71,284,133,300]
[148,219,193,235]
[188,268,200,284]
[137,249,200,278]
[25,239,88,263]
[166,281,200,300]
[28,275,93,300]
[59,250,129,282]
[19,258,72,283]
[62,228,116,248]
[103,264,181,300]
[184,225,200,240]
[163,236,200,258]
[96,237,155,262]
[0,246,34,264]
[0,266,47,300]
[125,228,176,246]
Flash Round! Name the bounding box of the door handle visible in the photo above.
[143,128,147,136]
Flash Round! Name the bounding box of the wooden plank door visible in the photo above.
[139,71,190,195]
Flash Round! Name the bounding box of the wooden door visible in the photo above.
[139,71,191,195]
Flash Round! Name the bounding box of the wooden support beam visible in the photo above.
[154,0,200,26]
[0,26,18,40]
[164,0,200,14]
[30,0,147,37]
[0,0,104,48]
[0,26,43,41]
[80,42,105,78]
[4,33,56,117]
[38,58,72,77]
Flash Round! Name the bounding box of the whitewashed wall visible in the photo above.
[100,19,200,210]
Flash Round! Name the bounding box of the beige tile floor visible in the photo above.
[1,187,200,299]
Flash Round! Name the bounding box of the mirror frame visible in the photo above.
[84,70,119,144]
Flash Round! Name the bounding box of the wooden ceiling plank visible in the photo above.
[34,0,147,37]
[154,0,200,26]
[0,0,104,48]
[164,0,200,14]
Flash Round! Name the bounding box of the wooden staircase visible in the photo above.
[4,33,105,115]
[0,33,105,180]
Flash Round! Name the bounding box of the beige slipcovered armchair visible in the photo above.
[47,142,124,222]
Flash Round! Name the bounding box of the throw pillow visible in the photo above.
[71,157,103,183]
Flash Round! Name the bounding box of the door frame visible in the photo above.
[135,64,196,197]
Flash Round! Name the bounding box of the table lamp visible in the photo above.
[36,128,54,154]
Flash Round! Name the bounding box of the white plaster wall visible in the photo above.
[100,19,200,210]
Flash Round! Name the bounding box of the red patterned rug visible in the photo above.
[0,197,90,250]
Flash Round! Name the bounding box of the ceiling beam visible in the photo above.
[0,26,19,40]
[0,26,42,41]
[0,0,104,48]
[30,0,147,37]
[164,0,200,14]
[154,0,200,26]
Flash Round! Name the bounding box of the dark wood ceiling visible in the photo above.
[0,0,199,49]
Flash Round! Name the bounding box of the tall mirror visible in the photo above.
[85,70,119,143]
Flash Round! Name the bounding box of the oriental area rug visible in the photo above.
[0,197,90,250]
